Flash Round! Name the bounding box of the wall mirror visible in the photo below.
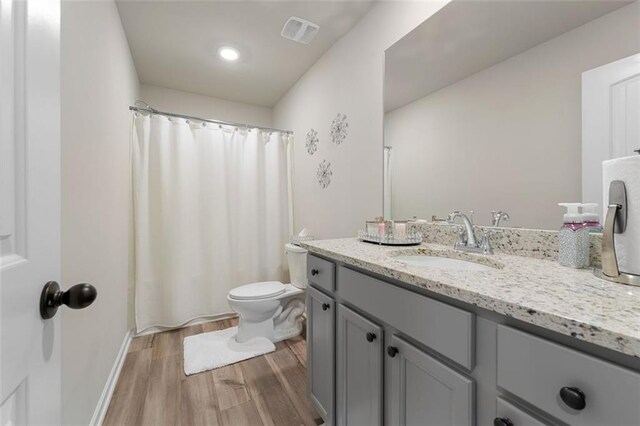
[383,0,639,230]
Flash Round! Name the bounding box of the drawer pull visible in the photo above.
[321,303,330,311]
[311,269,319,276]
[493,417,514,426]
[387,345,399,357]
[559,386,586,410]
[366,332,376,342]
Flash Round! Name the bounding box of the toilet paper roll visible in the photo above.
[603,155,640,275]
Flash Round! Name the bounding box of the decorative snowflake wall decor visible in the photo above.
[317,160,332,189]
[305,129,318,155]
[330,113,348,145]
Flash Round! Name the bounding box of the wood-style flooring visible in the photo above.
[103,317,321,426]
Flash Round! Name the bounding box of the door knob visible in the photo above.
[366,332,376,342]
[311,269,319,276]
[40,281,97,319]
[321,303,330,311]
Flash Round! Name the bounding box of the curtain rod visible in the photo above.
[129,105,293,135]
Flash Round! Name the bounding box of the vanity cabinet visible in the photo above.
[387,334,474,426]
[306,253,640,426]
[336,304,383,426]
[307,254,475,426]
[307,285,335,423]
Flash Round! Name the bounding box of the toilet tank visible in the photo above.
[285,243,308,288]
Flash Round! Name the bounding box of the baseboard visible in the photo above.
[90,328,134,426]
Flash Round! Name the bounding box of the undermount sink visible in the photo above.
[388,248,502,271]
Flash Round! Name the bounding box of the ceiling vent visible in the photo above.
[281,16,319,45]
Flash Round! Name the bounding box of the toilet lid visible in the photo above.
[229,281,286,300]
[285,243,307,254]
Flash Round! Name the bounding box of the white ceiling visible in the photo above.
[115,0,375,107]
[384,0,632,112]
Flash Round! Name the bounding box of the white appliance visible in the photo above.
[227,243,308,342]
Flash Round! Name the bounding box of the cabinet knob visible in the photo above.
[387,345,398,357]
[321,303,330,311]
[366,332,376,342]
[493,417,514,426]
[311,269,319,276]
[559,386,586,410]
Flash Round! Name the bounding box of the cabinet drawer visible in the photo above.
[338,266,474,369]
[308,254,335,293]
[497,325,640,426]
[496,397,547,426]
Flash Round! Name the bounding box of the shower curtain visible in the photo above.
[132,113,291,332]
[383,146,392,218]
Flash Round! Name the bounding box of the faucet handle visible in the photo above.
[448,211,461,223]
[481,228,494,255]
[491,211,511,227]
[454,226,467,249]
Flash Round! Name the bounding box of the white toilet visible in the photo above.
[227,243,307,343]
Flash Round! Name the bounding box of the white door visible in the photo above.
[1,0,61,424]
[582,53,640,207]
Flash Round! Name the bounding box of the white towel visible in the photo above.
[183,326,275,375]
[603,155,640,275]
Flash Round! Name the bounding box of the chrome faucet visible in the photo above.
[448,211,477,246]
[448,211,493,255]
[491,211,510,227]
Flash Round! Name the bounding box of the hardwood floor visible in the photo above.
[103,317,321,426]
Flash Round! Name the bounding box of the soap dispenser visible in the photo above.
[558,203,589,268]
[581,203,603,233]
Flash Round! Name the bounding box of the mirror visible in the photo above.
[384,0,639,230]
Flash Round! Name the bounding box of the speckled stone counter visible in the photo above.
[300,238,640,358]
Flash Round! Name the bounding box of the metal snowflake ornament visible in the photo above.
[305,129,318,155]
[317,160,332,189]
[330,113,348,145]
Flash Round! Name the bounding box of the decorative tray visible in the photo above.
[357,230,422,246]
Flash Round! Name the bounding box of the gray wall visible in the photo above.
[61,1,139,423]
[140,83,273,128]
[274,1,450,238]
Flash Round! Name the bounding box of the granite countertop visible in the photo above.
[300,238,640,358]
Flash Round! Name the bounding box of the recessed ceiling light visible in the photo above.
[218,47,239,62]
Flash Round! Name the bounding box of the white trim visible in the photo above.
[90,328,134,426]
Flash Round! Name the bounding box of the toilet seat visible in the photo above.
[228,281,286,300]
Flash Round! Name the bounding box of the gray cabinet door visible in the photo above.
[337,304,383,426]
[308,286,335,424]
[388,335,474,426]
